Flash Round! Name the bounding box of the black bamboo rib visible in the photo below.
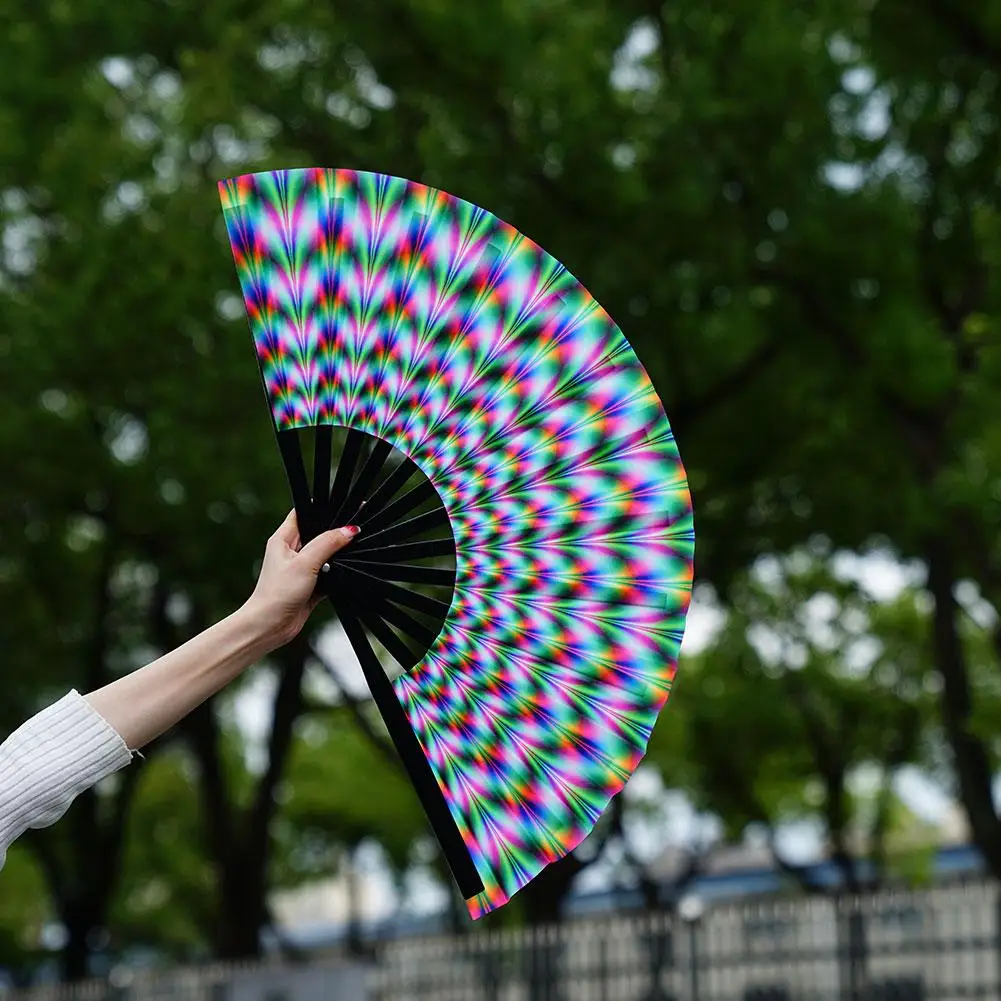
[325,565,412,656]
[326,555,452,667]
[277,430,315,540]
[312,425,333,527]
[324,562,438,647]
[328,428,365,526]
[359,479,437,537]
[337,560,454,587]
[335,562,451,619]
[331,600,484,898]
[339,437,394,524]
[355,456,418,524]
[340,590,422,672]
[343,538,455,564]
[377,597,439,647]
[351,506,450,552]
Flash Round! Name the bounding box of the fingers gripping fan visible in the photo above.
[218,168,694,918]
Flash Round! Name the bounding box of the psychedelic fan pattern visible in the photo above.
[219,168,694,918]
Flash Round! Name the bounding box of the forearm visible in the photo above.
[0,609,273,869]
[0,517,352,874]
[84,603,277,750]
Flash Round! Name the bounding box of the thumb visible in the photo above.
[299,525,360,572]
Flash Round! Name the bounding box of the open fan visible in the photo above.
[218,167,694,918]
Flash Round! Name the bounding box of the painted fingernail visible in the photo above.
[346,525,361,536]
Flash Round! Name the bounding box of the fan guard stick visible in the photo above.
[274,427,484,899]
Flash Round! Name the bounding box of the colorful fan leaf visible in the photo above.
[219,167,694,918]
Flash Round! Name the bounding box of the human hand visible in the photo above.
[243,511,360,649]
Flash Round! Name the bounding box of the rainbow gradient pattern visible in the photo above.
[219,168,694,918]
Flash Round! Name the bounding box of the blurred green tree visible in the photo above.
[103,702,426,963]
[1,0,1000,976]
[651,555,949,890]
[0,848,50,986]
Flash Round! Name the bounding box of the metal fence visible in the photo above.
[7,962,370,1001]
[371,881,1001,1001]
[7,881,1000,1001]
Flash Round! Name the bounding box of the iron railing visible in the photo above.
[370,881,1000,1001]
[7,880,999,1001]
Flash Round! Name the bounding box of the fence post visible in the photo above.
[598,932,609,1001]
[836,894,867,1001]
[478,934,501,1001]
[996,883,1001,1001]
[679,895,705,1001]
[688,920,701,1001]
[642,911,673,1001]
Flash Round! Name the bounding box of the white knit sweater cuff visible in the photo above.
[0,690,134,866]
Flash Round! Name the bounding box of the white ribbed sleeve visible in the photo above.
[0,691,134,869]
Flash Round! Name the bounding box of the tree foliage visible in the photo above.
[652,556,946,883]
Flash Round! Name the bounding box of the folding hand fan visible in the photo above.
[218,167,694,918]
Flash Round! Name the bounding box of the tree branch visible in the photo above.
[781,674,859,889]
[246,642,308,875]
[671,335,782,437]
[766,267,943,473]
[154,592,239,868]
[307,643,401,772]
[362,0,609,227]
[923,0,1001,70]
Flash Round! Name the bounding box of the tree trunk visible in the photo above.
[184,646,309,960]
[927,541,1001,877]
[826,775,860,893]
[28,758,146,982]
[519,853,581,926]
[517,851,587,1001]
[58,899,99,982]
[213,871,269,959]
[58,935,91,982]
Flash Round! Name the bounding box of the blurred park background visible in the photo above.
[2,0,1001,998]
